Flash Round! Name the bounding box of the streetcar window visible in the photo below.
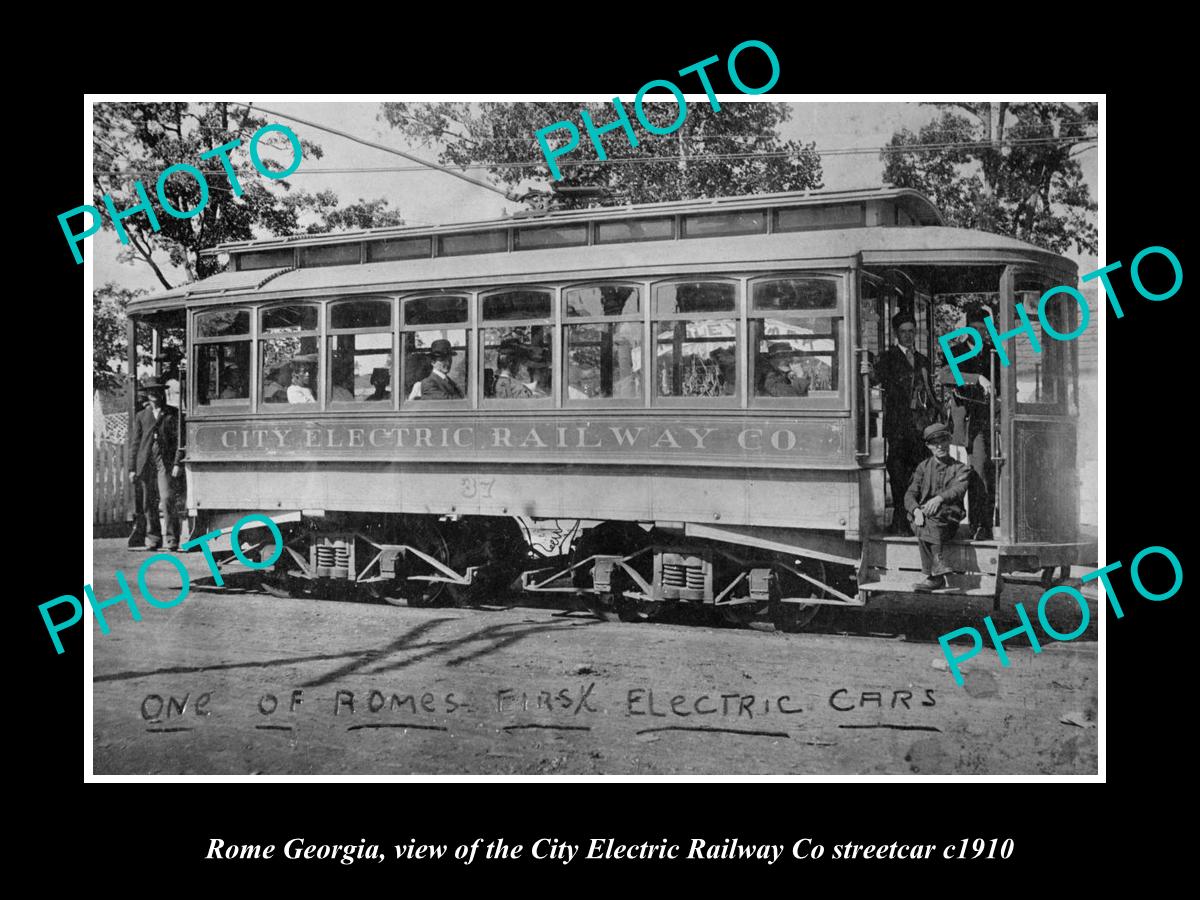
[514,224,589,250]
[404,295,468,325]
[482,290,552,320]
[196,310,249,337]
[195,342,250,406]
[262,305,318,333]
[237,248,294,270]
[300,242,361,268]
[749,278,842,402]
[566,323,642,401]
[1014,288,1072,413]
[482,326,553,402]
[330,299,391,331]
[259,305,320,406]
[752,278,837,311]
[653,282,735,315]
[367,236,431,262]
[653,282,738,401]
[330,333,393,403]
[680,211,766,239]
[774,204,865,232]
[595,216,674,244]
[402,330,469,403]
[751,317,839,397]
[438,230,508,257]
[565,285,640,317]
[564,286,642,403]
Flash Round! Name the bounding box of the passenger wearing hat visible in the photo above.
[366,367,391,402]
[904,422,971,591]
[127,380,184,551]
[287,354,317,404]
[262,362,292,403]
[524,344,552,398]
[761,342,811,397]
[416,339,464,400]
[869,311,939,534]
[493,339,533,400]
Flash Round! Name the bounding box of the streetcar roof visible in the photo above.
[200,187,945,256]
[129,224,1075,314]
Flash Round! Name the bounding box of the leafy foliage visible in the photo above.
[379,102,822,208]
[93,283,146,392]
[883,103,1098,256]
[93,103,407,287]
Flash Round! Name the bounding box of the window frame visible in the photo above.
[399,291,475,410]
[747,272,848,411]
[561,281,648,408]
[257,301,324,413]
[190,307,253,414]
[478,285,557,410]
[650,277,742,409]
[326,296,398,411]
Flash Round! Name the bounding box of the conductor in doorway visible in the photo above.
[128,381,184,551]
[871,311,938,533]
[905,423,970,591]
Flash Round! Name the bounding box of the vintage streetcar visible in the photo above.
[125,187,1092,629]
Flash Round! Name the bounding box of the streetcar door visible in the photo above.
[998,266,1080,544]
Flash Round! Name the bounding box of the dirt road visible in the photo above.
[90,540,1098,775]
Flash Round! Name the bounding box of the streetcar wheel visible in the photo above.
[582,591,623,622]
[381,519,455,608]
[769,560,827,633]
[615,595,667,623]
[259,571,318,601]
[720,603,761,627]
[770,600,823,633]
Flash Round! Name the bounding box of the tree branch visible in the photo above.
[127,228,174,290]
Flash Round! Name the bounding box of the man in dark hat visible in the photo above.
[760,342,811,397]
[904,423,971,591]
[417,339,464,400]
[938,306,997,539]
[870,311,938,533]
[128,381,183,551]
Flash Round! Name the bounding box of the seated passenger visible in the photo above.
[525,346,551,398]
[416,339,464,400]
[366,367,391,401]
[330,356,355,402]
[494,343,533,399]
[263,363,291,403]
[709,347,737,395]
[218,364,246,400]
[761,343,810,397]
[287,356,317,404]
[905,423,971,591]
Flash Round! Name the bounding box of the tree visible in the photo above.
[882,103,1098,256]
[93,103,407,287]
[93,283,146,392]
[379,102,822,208]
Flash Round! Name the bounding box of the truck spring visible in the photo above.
[662,564,687,586]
